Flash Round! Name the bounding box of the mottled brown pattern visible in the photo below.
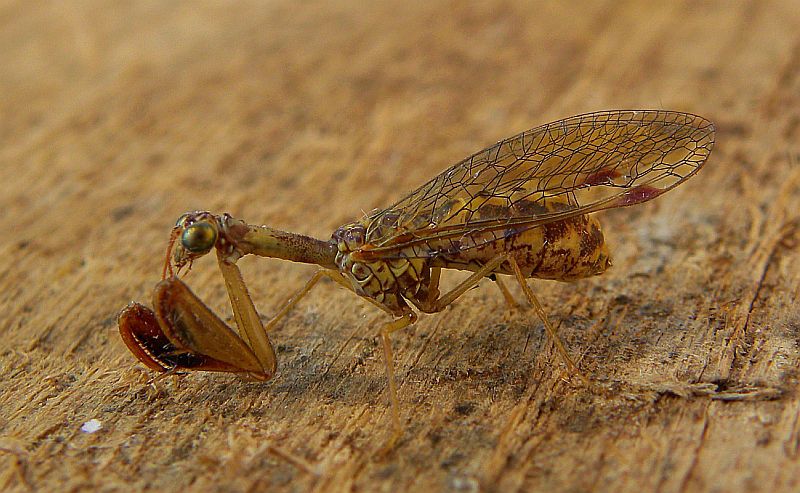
[336,191,610,315]
[424,210,610,282]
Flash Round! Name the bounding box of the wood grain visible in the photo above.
[2,1,799,491]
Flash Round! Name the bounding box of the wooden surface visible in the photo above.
[2,1,800,491]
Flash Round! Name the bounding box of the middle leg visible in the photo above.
[379,311,418,446]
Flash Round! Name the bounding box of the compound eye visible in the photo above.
[180,222,217,254]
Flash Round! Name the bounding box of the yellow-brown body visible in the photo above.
[334,197,611,317]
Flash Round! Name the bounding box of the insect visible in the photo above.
[118,110,715,441]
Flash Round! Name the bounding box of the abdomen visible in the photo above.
[431,214,611,281]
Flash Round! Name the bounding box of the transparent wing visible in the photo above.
[362,110,714,257]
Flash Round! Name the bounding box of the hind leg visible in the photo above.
[413,254,587,384]
[506,256,589,385]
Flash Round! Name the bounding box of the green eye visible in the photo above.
[180,222,217,254]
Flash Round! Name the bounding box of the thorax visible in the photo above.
[332,222,427,315]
